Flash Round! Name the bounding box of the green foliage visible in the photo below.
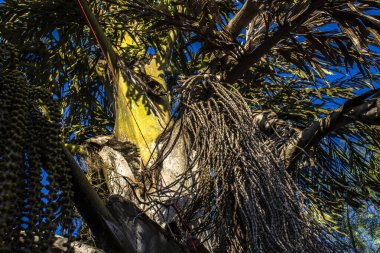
[345,205,380,253]
[1,0,380,252]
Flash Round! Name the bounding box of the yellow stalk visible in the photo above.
[78,0,171,164]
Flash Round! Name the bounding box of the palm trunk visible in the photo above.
[72,2,195,251]
[77,0,170,164]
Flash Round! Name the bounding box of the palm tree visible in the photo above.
[1,0,380,252]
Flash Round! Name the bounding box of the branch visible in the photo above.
[252,111,301,134]
[52,235,104,253]
[76,0,118,71]
[282,89,380,172]
[226,0,259,39]
[106,196,194,253]
[19,232,104,253]
[346,206,359,253]
[63,146,190,253]
[224,0,327,84]
[62,145,134,253]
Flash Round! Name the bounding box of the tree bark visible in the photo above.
[226,0,259,39]
[52,236,104,253]
[224,0,327,84]
[282,89,380,172]
[64,145,192,253]
[63,146,134,253]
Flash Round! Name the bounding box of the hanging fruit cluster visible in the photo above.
[0,42,74,252]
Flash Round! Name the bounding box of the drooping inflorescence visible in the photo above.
[155,75,339,253]
[0,42,74,252]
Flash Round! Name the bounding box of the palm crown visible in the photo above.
[1,0,380,252]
